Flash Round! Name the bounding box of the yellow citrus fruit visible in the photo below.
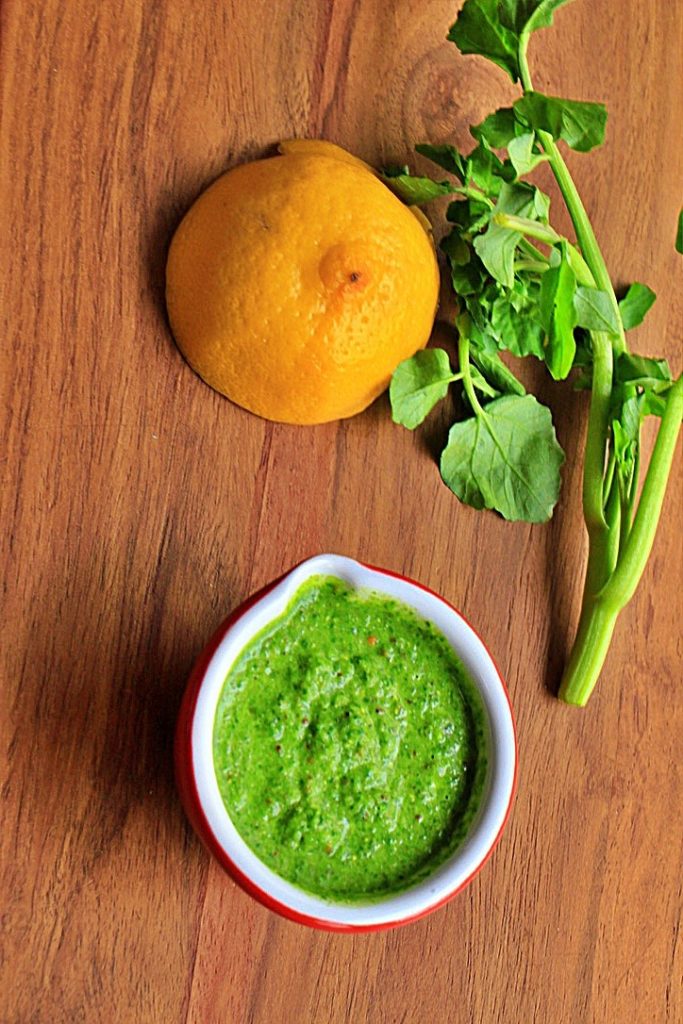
[166,140,440,424]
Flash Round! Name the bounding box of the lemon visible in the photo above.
[166,140,439,424]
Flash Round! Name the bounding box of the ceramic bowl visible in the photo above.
[174,554,517,931]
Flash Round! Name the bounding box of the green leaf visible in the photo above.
[640,389,669,417]
[472,226,517,287]
[614,352,672,388]
[470,337,527,396]
[617,387,643,441]
[520,0,575,34]
[471,108,521,148]
[473,182,538,287]
[498,181,547,219]
[381,174,453,205]
[415,143,467,181]
[448,0,521,82]
[390,349,458,429]
[446,197,492,234]
[510,274,543,312]
[514,91,607,152]
[440,230,470,264]
[490,290,546,358]
[533,187,551,222]
[465,142,510,194]
[570,330,593,389]
[612,385,668,446]
[440,394,564,521]
[507,132,547,176]
[539,243,577,379]
[463,281,498,335]
[609,358,673,446]
[612,419,635,465]
[449,0,573,83]
[573,286,621,334]
[611,419,638,493]
[450,253,488,297]
[676,209,683,254]
[564,242,594,286]
[618,283,656,330]
[469,364,500,400]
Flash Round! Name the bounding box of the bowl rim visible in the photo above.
[174,554,517,932]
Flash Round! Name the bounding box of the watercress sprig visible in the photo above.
[386,0,682,706]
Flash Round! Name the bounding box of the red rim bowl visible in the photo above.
[174,554,517,931]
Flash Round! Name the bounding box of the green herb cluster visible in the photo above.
[386,0,682,706]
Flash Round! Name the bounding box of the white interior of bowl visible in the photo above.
[191,554,516,927]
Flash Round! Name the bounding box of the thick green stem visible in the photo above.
[519,39,615,592]
[560,378,683,705]
[602,376,683,608]
[539,143,625,354]
[558,599,619,706]
[519,37,681,705]
[518,43,626,356]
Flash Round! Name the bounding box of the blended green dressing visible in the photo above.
[213,576,487,902]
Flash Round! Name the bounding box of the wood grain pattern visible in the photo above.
[2,1,681,1021]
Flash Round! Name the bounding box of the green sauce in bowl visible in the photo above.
[213,575,487,902]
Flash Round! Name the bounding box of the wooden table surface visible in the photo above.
[2,1,682,1021]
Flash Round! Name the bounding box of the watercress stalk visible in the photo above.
[555,598,619,708]
[514,258,548,274]
[457,315,486,416]
[494,213,560,245]
[517,38,616,563]
[518,31,632,679]
[519,35,680,701]
[518,237,550,264]
[559,376,683,705]
[456,187,495,206]
[390,0,682,705]
[518,39,627,356]
[601,376,683,609]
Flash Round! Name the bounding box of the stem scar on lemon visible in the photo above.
[165,140,440,425]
